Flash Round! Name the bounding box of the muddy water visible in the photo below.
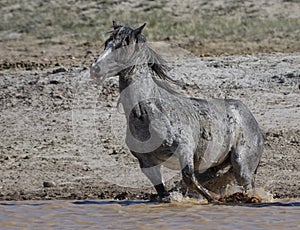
[1,199,299,230]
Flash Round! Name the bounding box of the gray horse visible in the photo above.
[90,22,263,202]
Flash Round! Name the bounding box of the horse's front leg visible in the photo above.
[177,146,216,203]
[135,156,170,202]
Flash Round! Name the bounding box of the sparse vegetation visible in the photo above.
[1,0,300,55]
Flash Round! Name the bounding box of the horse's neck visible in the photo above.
[119,64,158,113]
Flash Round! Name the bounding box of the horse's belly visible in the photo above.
[197,146,229,173]
[158,154,181,170]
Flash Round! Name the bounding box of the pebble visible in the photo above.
[52,67,67,74]
[43,181,56,188]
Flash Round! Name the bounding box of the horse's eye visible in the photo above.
[114,41,123,49]
[105,40,113,50]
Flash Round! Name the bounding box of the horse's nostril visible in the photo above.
[95,65,101,73]
[90,65,100,78]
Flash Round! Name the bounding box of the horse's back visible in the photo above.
[225,99,262,139]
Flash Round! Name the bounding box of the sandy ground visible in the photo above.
[0,0,299,201]
[0,47,299,201]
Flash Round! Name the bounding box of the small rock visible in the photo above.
[49,79,61,84]
[114,192,128,200]
[43,181,56,188]
[52,67,67,74]
[285,73,297,78]
[271,75,284,84]
[23,155,30,160]
[86,50,93,55]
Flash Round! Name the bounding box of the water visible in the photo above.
[1,199,299,230]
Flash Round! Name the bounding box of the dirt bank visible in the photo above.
[0,49,299,201]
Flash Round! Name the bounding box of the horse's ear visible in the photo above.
[112,20,119,29]
[133,23,146,36]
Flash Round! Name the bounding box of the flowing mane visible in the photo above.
[105,25,180,87]
[140,44,183,95]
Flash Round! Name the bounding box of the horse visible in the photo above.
[90,21,263,202]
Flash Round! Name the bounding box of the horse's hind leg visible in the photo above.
[230,143,262,191]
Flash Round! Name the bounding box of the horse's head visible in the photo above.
[90,21,146,83]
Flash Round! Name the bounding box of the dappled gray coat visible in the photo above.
[90,22,263,202]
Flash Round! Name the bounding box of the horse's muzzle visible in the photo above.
[90,65,105,84]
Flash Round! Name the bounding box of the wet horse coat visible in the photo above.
[90,22,263,202]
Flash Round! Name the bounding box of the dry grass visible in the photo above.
[0,0,300,55]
